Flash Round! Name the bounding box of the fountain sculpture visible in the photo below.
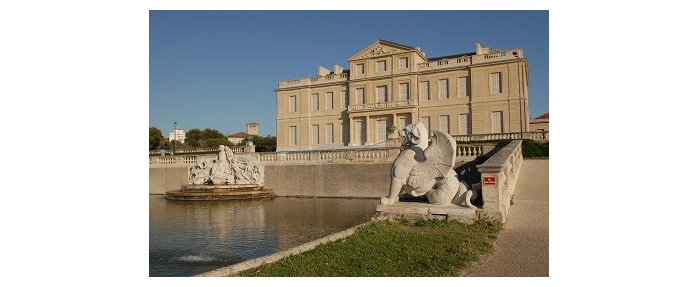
[165,145,271,200]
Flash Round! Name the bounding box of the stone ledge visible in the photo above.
[373,202,478,224]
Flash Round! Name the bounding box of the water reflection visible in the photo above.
[149,195,378,277]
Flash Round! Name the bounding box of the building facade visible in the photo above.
[275,40,530,151]
[530,112,549,132]
[169,129,186,143]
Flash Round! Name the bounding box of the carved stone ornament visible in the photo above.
[188,145,264,186]
[364,45,398,58]
[382,122,476,208]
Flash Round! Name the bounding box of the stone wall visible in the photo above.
[264,162,392,198]
[149,167,189,194]
[149,163,391,197]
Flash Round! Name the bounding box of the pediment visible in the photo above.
[348,40,419,61]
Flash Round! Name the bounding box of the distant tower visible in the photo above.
[246,122,259,136]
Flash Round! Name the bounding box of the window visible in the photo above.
[491,111,503,133]
[376,86,387,103]
[458,76,469,97]
[490,72,502,94]
[312,93,319,111]
[356,120,366,145]
[289,96,296,113]
[459,114,469,135]
[376,60,386,72]
[439,115,450,134]
[399,57,409,69]
[326,124,334,144]
[356,63,364,75]
[312,124,319,144]
[341,90,348,109]
[325,92,333,110]
[356,88,365,105]
[289,126,297,145]
[439,79,449,99]
[420,81,430,101]
[398,116,411,130]
[420,116,430,134]
[376,119,387,142]
[399,83,410,101]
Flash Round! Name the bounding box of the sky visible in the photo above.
[150,10,549,137]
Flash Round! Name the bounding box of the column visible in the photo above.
[349,117,355,146]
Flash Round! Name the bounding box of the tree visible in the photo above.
[184,128,203,148]
[249,135,277,152]
[149,127,163,150]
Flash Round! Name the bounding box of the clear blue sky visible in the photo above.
[150,10,548,137]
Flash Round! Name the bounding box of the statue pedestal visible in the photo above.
[373,202,478,224]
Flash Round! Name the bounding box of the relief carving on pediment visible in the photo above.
[364,45,398,58]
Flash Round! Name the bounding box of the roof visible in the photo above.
[246,122,259,126]
[227,132,250,138]
[532,113,549,120]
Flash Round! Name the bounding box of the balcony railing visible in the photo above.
[278,73,348,88]
[348,99,417,112]
[452,131,548,143]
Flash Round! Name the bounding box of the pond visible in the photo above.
[149,195,378,277]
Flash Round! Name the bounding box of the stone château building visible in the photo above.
[275,39,530,151]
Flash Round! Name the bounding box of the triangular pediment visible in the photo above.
[348,40,422,61]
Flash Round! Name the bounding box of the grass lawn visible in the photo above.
[237,218,501,277]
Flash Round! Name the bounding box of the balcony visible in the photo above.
[348,99,417,112]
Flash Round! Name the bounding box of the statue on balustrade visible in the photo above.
[188,145,264,186]
[382,122,477,208]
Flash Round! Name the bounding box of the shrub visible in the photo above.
[521,139,548,158]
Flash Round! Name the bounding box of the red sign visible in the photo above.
[483,177,496,184]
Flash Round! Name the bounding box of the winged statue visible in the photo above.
[382,122,476,208]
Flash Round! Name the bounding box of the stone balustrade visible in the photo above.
[348,99,417,112]
[452,131,548,143]
[471,49,522,65]
[456,144,483,158]
[278,73,348,89]
[418,56,471,71]
[149,155,206,167]
[476,140,524,224]
[150,143,491,168]
[149,146,251,156]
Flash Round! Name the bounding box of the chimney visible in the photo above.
[475,43,482,55]
[317,66,330,77]
[333,65,343,75]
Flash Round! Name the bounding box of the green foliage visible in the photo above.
[184,128,230,148]
[521,139,549,158]
[238,218,501,277]
[248,135,277,152]
[149,127,163,150]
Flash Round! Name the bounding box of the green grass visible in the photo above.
[237,218,502,277]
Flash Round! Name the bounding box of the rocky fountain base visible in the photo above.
[166,184,272,201]
[165,145,272,201]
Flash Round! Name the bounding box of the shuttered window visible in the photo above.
[491,111,503,133]
[490,72,502,94]
[439,79,449,99]
[458,76,468,97]
[459,114,469,135]
[399,83,409,101]
[420,81,429,101]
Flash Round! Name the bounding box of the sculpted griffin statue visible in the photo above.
[381,122,476,208]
